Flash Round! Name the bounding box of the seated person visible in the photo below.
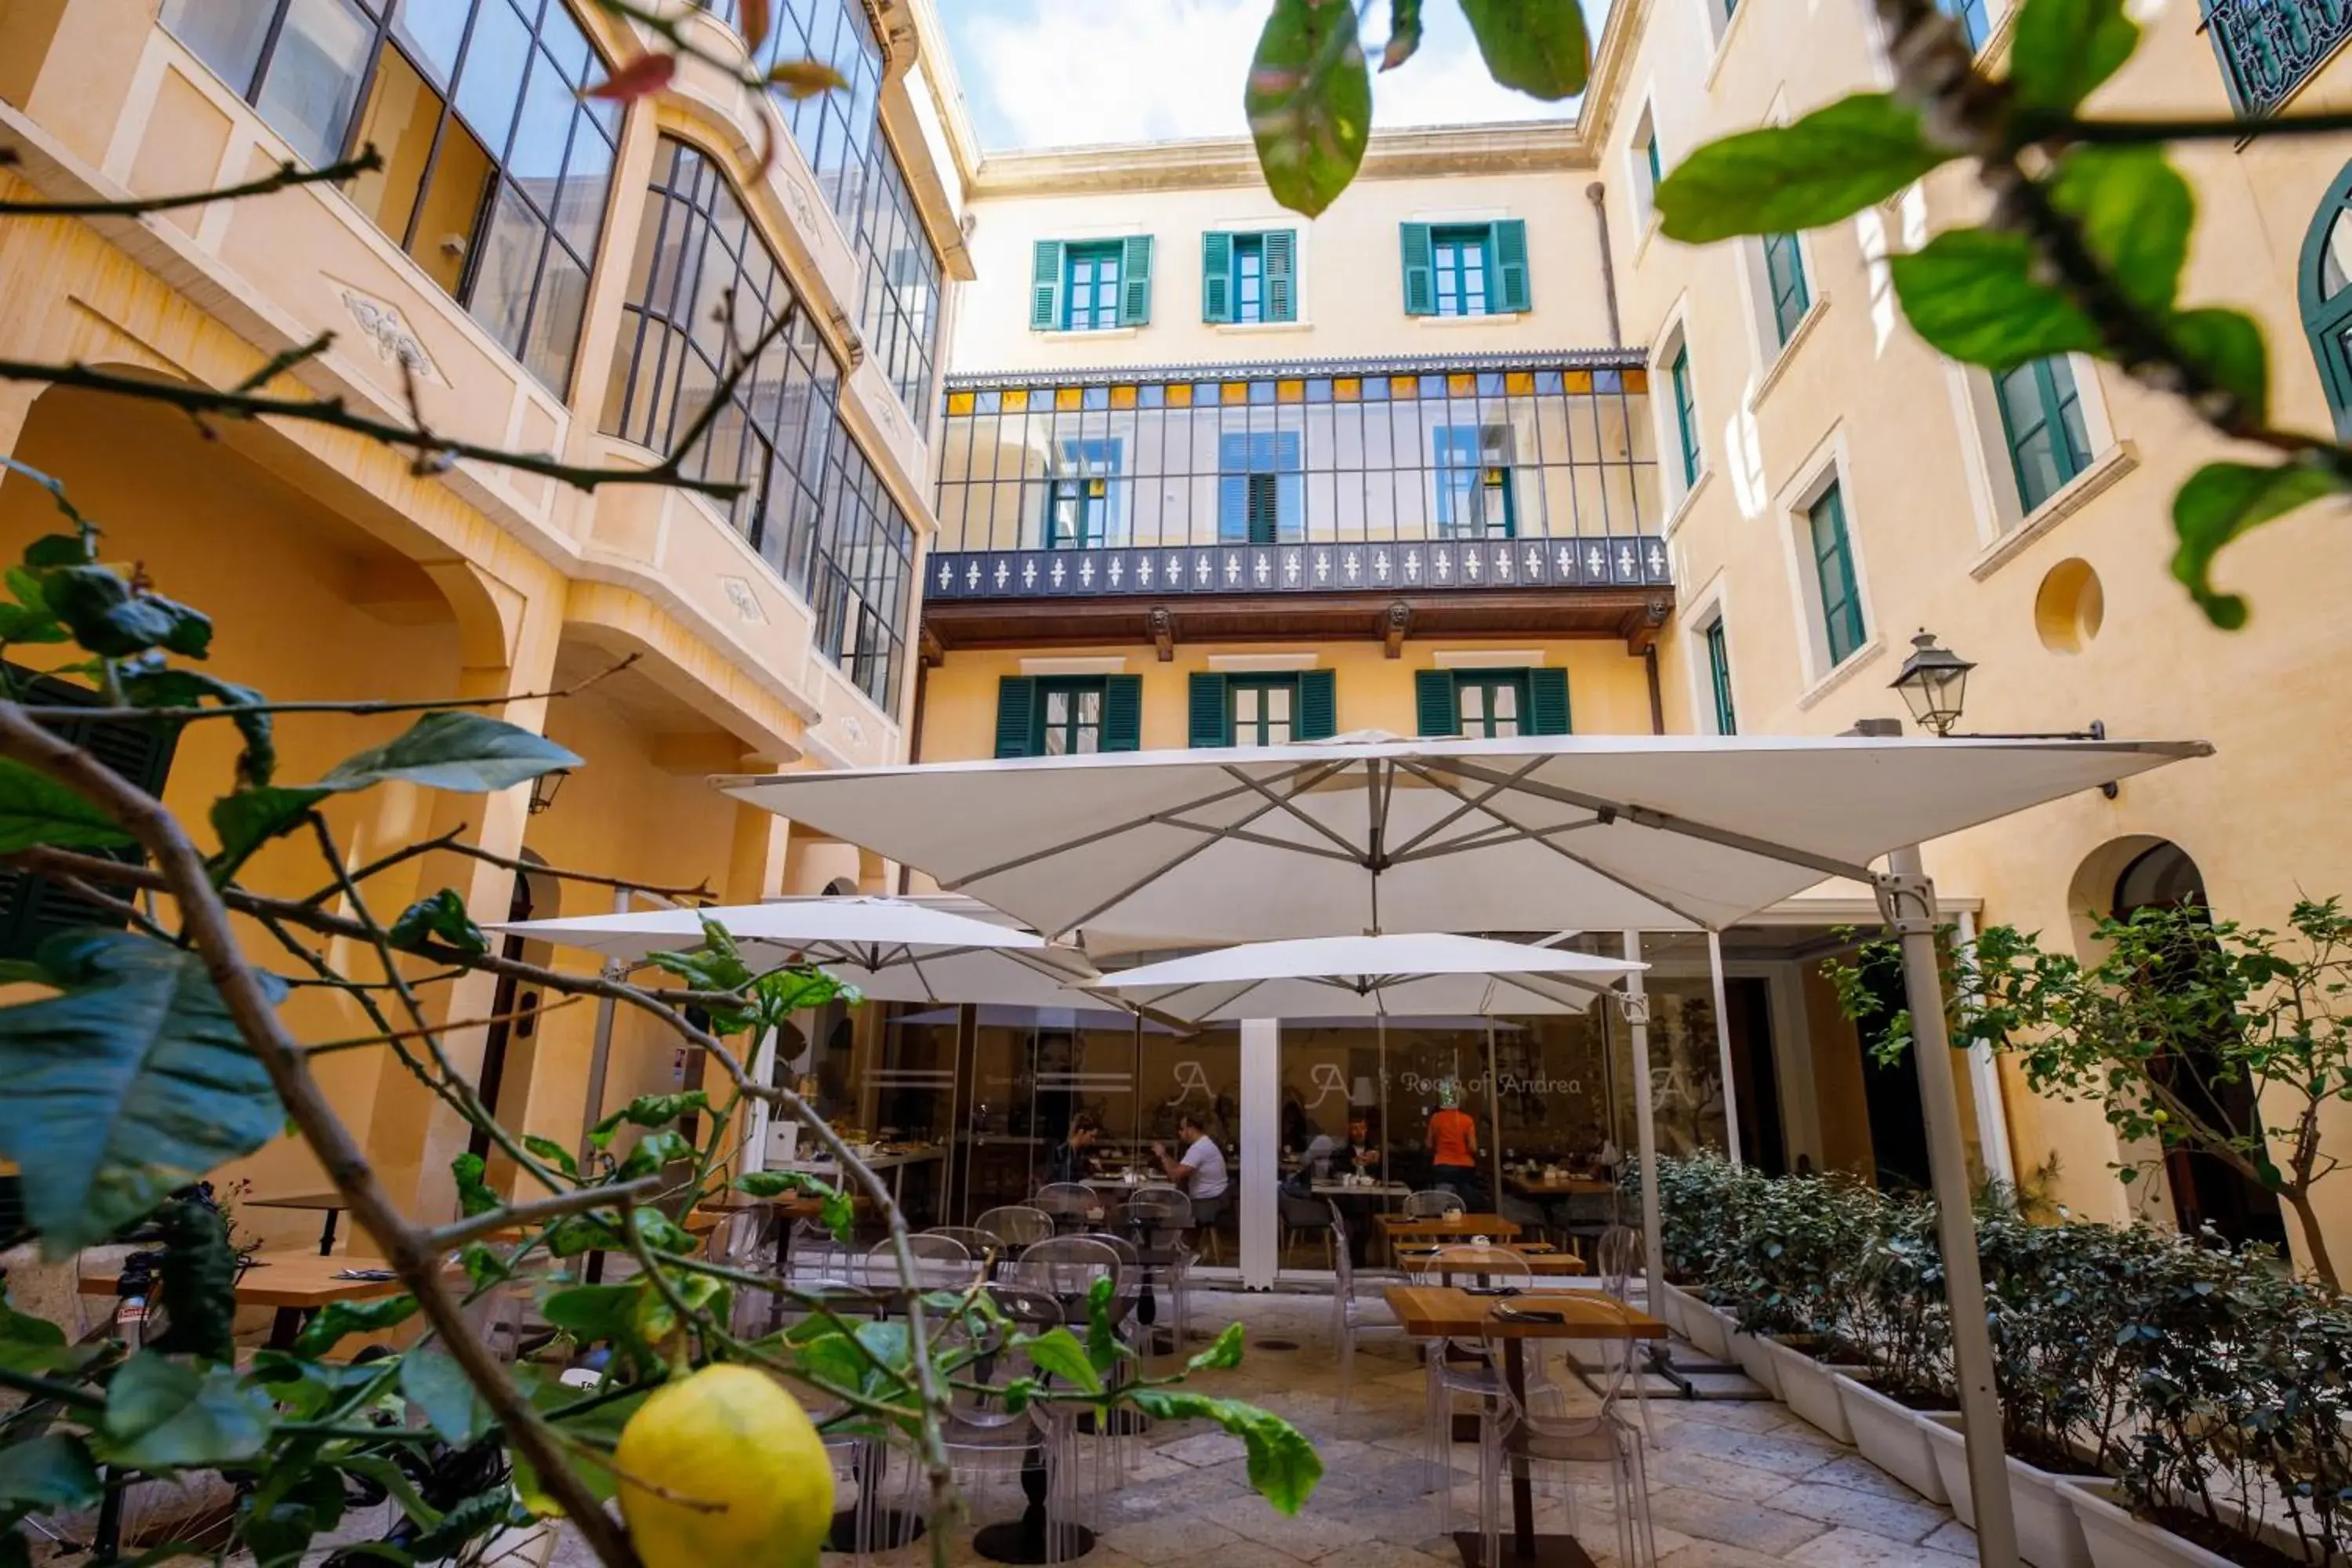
[1152,1111,1231,1224]
[1047,1112,1102,1186]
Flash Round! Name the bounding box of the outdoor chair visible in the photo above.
[1403,1189,1468,1219]
[1330,1201,1407,1413]
[934,1285,1092,1563]
[1478,1318,1660,1568]
[975,1204,1056,1250]
[1561,1189,1619,1262]
[924,1225,1009,1272]
[861,1232,981,1292]
[1122,1183,1196,1353]
[1033,1181,1104,1228]
[1069,1230,1150,1477]
[1279,1189,1335,1270]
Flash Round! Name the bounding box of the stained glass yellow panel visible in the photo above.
[1221,381,1249,405]
[946,391,975,416]
[1505,372,1536,396]
[1111,385,1138,408]
[1447,373,1476,396]
[1391,376,1419,398]
[1001,388,1029,411]
[1334,378,1362,401]
[1277,379,1305,402]
[1563,372,1593,394]
[1056,387,1083,411]
[1167,383,1193,406]
[1623,368,1650,394]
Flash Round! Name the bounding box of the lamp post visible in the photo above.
[1889,630,2116,797]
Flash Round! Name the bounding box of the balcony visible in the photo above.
[920,352,1674,656]
[2203,0,2351,111]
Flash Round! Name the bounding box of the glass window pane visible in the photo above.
[394,0,470,84]
[468,181,543,355]
[524,247,588,392]
[453,0,532,154]
[2325,209,2352,299]
[160,0,277,96]
[553,112,615,255]
[505,45,575,207]
[253,0,374,166]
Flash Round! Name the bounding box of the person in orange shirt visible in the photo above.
[1425,1082,1482,1207]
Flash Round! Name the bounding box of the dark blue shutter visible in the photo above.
[1414,670,1459,736]
[1526,667,1571,735]
[995,676,1039,757]
[1297,669,1337,739]
[1103,675,1144,750]
[1189,673,1232,746]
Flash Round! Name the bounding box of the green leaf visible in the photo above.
[1889,227,2102,369]
[21,535,91,570]
[2048,146,2190,315]
[99,1351,274,1468]
[1185,1320,1247,1373]
[451,1152,497,1218]
[2169,307,2269,426]
[1381,0,1424,68]
[1457,0,1588,98]
[820,1188,854,1243]
[290,1293,418,1357]
[1014,1327,1103,1393]
[39,567,211,660]
[1084,1276,1125,1376]
[318,711,579,795]
[1656,95,1951,244]
[588,1091,710,1149]
[1127,1391,1323,1514]
[208,786,330,874]
[2169,462,2347,629]
[388,888,487,957]
[2009,0,2140,114]
[615,1127,696,1181]
[400,1347,491,1445]
[240,1459,348,1566]
[0,930,285,1254]
[0,1433,100,1511]
[523,1134,579,1178]
[0,757,132,854]
[0,603,66,644]
[1245,0,1372,219]
[0,1303,69,1374]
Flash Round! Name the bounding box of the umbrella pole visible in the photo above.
[1709,931,1743,1166]
[1623,931,1665,1313]
[1883,845,2020,1568]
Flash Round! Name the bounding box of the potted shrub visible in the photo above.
[1751,1175,1884,1442]
[1835,1196,1959,1504]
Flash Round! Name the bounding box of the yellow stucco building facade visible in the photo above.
[5,0,2352,1276]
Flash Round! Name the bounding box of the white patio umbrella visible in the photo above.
[488,895,1101,1005]
[1086,931,1641,1021]
[718,729,2215,1568]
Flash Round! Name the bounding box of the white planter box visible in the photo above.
[1682,1297,1733,1360]
[1922,1414,2096,1568]
[1730,1325,1783,1398]
[1835,1373,1952,1504]
[1659,1283,1694,1335]
[1766,1338,1865,1443]
[2063,1482,2241,1568]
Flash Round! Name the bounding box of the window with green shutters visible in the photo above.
[1670,347,1701,487]
[1807,483,1867,667]
[1400,220,1530,317]
[2302,165,2352,437]
[1413,667,1570,738]
[0,670,178,960]
[1704,616,1738,735]
[1764,232,1811,345]
[995,675,1142,756]
[1188,671,1337,746]
[1030,237,1152,331]
[1203,230,1297,324]
[1994,356,2092,514]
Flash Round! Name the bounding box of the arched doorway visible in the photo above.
[2111,843,2288,1251]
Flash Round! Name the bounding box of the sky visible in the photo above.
[938,1,1584,154]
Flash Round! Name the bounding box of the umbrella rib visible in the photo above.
[1220,764,1371,862]
[1433,758,1881,884]
[1148,816,1367,862]
[1394,758,1724,930]
[1388,818,1597,864]
[900,946,945,1004]
[1385,755,1551,859]
[938,764,1331,890]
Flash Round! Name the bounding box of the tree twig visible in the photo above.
[427,1175,666,1252]
[305,993,585,1057]
[9,652,642,728]
[0,149,383,218]
[0,705,644,1568]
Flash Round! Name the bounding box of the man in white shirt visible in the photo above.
[1154,1112,1229,1206]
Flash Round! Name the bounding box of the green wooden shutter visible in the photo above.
[1400,223,1436,317]
[1188,673,1232,746]
[1119,235,1153,326]
[1202,231,1233,324]
[1492,220,1531,314]
[1103,674,1143,751]
[1297,668,1337,739]
[1526,667,1571,735]
[1414,670,1460,736]
[1030,241,1064,330]
[1264,230,1298,322]
[995,676,1039,757]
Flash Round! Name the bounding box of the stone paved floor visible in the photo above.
[833,1288,1978,1568]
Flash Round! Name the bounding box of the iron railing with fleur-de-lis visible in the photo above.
[2204,0,2352,114]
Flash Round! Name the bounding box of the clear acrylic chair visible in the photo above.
[1010,1236,1126,1509]
[1479,1313,1660,1568]
[861,1232,981,1293]
[1073,1230,1149,1474]
[976,1204,1057,1250]
[1034,1182,1105,1228]
[935,1285,1093,1565]
[1403,1188,1468,1219]
[924,1225,1010,1273]
[1330,1202,1406,1413]
[1122,1183,1196,1354]
[1416,1243,1541,1537]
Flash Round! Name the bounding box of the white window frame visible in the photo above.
[1773,429,1882,697]
[1627,101,1663,233]
[1682,576,1740,736]
[1945,351,2122,546]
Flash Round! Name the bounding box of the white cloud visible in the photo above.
[951,0,1579,151]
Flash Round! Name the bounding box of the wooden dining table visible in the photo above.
[1378,1213,1524,1242]
[1395,1243,1590,1279]
[1501,1174,1618,1199]
[80,1248,435,1351]
[1387,1286,1668,1568]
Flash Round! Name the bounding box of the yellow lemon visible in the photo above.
[613,1364,835,1568]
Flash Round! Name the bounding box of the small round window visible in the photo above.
[2033,558,2104,654]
